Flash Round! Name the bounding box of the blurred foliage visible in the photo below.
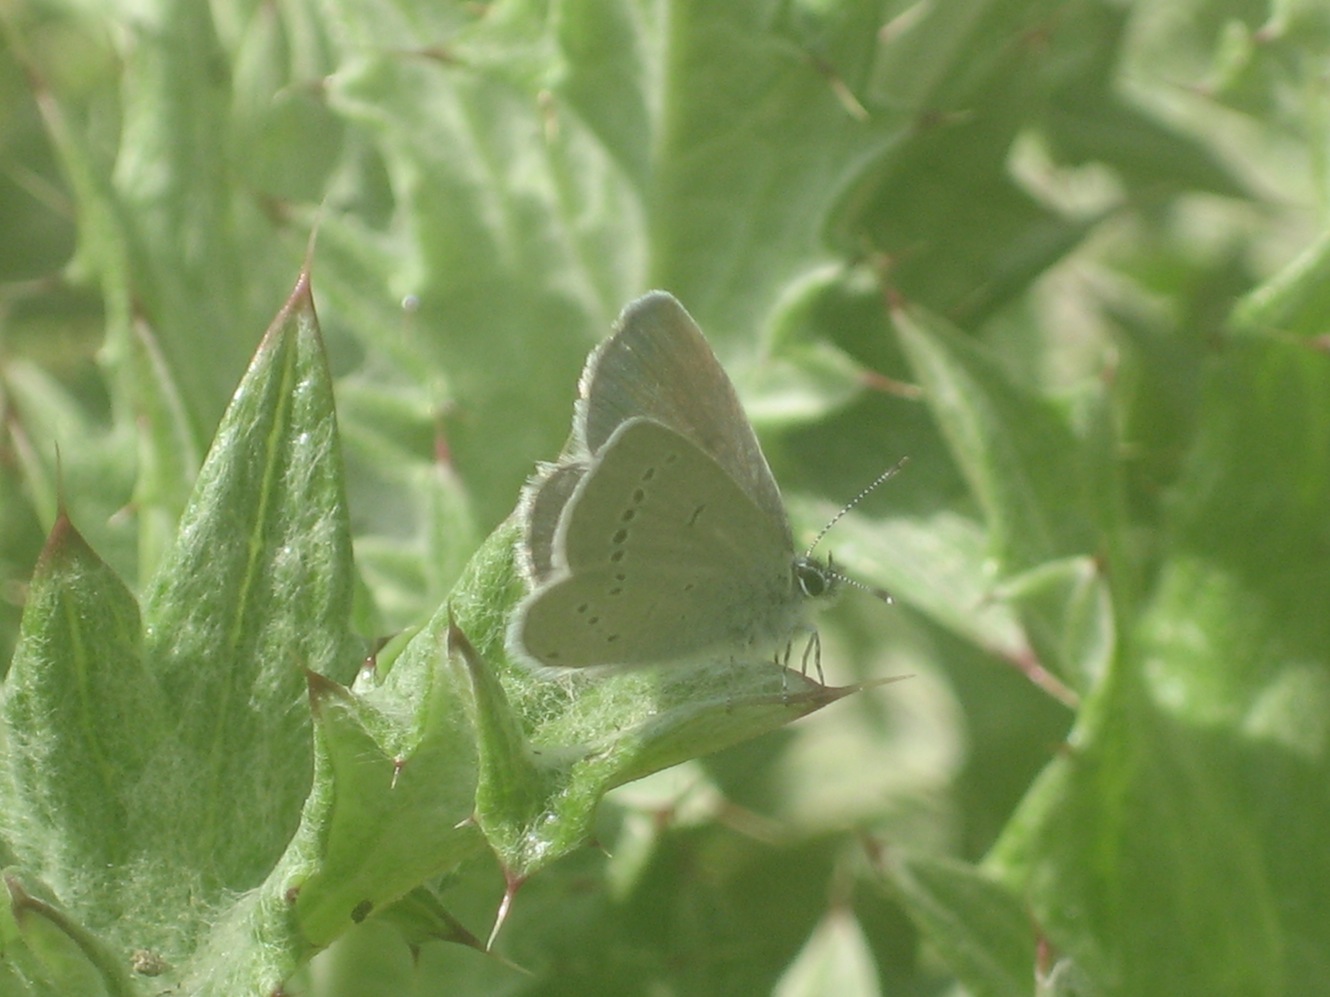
[1,0,1328,995]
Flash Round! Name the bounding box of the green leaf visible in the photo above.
[896,304,1098,573]
[773,908,881,997]
[1231,227,1330,339]
[289,665,482,949]
[996,555,1115,697]
[1,872,133,997]
[353,515,869,885]
[888,852,1035,997]
[138,273,361,897]
[0,516,155,905]
[991,337,1330,992]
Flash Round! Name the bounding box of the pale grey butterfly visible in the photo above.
[506,291,899,677]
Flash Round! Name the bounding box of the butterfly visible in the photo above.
[506,292,898,676]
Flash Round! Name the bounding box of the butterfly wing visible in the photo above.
[510,419,803,669]
[577,292,790,541]
[517,462,586,584]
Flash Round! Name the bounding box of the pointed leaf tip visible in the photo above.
[258,269,318,354]
[306,669,351,714]
[486,869,527,952]
[32,508,84,573]
[846,674,914,695]
[29,503,123,585]
[740,670,882,714]
[285,268,315,319]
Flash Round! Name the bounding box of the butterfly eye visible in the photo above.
[793,557,831,598]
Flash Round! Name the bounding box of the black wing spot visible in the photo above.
[687,504,706,526]
[611,528,628,544]
[610,549,626,563]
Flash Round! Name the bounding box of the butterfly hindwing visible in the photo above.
[518,462,586,584]
[513,418,801,668]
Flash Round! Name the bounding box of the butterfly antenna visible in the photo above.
[804,456,910,557]
[824,552,893,604]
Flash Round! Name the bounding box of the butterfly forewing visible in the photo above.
[578,293,790,539]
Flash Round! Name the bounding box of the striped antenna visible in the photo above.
[804,456,910,557]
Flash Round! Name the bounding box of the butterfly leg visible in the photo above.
[800,630,824,685]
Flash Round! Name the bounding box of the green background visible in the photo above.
[1,0,1327,994]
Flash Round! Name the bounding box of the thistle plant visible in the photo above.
[3,2,1328,995]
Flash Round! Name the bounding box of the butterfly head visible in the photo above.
[794,552,890,606]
